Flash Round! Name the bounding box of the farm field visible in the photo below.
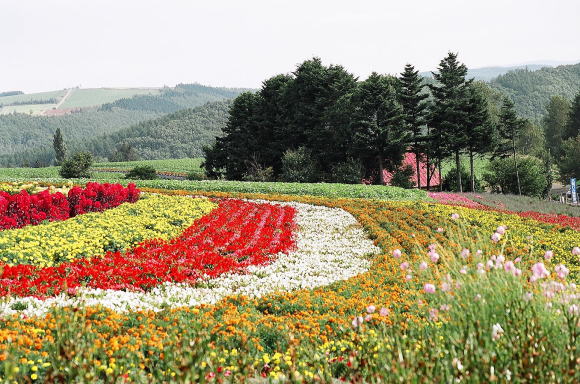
[59,88,161,109]
[0,180,578,382]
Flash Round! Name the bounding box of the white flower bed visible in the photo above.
[0,201,379,318]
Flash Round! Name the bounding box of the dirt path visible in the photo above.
[55,88,74,109]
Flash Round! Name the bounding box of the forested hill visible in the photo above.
[0,84,245,166]
[79,100,232,160]
[489,63,580,122]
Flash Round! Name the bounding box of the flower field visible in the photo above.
[0,183,578,382]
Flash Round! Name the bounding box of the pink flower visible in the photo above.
[428,243,437,251]
[419,261,428,271]
[392,249,402,258]
[423,283,436,294]
[400,262,410,271]
[451,213,460,220]
[514,257,521,263]
[496,226,506,235]
[569,304,579,315]
[364,314,373,322]
[514,268,522,276]
[436,227,445,233]
[504,261,516,275]
[476,249,483,256]
[459,266,468,274]
[352,316,364,329]
[366,305,376,314]
[440,304,451,311]
[379,307,390,317]
[555,264,569,279]
[441,282,451,292]
[428,308,439,321]
[429,251,440,263]
[544,250,553,260]
[405,274,413,281]
[572,247,580,256]
[460,248,470,259]
[531,262,550,281]
[491,232,501,243]
[523,292,533,301]
[477,263,486,275]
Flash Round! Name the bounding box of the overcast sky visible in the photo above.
[2,0,579,93]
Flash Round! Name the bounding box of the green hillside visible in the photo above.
[80,100,231,160]
[60,88,161,109]
[490,63,580,122]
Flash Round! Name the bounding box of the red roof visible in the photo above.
[383,152,440,187]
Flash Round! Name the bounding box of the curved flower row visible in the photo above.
[0,201,377,316]
[0,199,296,300]
[0,194,215,266]
[0,182,140,231]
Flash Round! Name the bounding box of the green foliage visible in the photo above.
[329,158,363,184]
[125,165,158,180]
[517,120,546,157]
[491,63,580,122]
[543,95,571,159]
[484,156,548,197]
[52,128,66,165]
[280,147,318,183]
[59,152,93,179]
[565,91,580,140]
[389,164,414,189]
[109,143,139,162]
[242,158,274,182]
[558,135,580,182]
[442,166,482,192]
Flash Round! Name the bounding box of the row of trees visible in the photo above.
[204,54,527,192]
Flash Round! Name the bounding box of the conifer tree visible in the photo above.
[465,84,493,192]
[52,127,66,165]
[495,98,525,195]
[543,95,571,159]
[565,91,580,140]
[429,52,471,192]
[398,64,428,188]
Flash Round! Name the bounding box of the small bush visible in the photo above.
[329,158,363,184]
[186,171,208,181]
[280,147,319,183]
[484,155,549,197]
[59,152,93,179]
[442,166,482,192]
[125,166,158,180]
[390,165,415,189]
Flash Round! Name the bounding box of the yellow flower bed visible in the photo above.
[0,194,216,267]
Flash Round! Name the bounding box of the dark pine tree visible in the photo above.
[465,84,493,192]
[398,64,428,188]
[53,127,66,165]
[350,73,407,184]
[429,52,471,192]
[565,90,580,140]
[495,97,525,195]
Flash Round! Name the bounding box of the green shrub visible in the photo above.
[125,165,158,180]
[59,152,93,179]
[280,147,319,183]
[442,166,482,192]
[390,165,414,189]
[329,158,363,184]
[186,171,208,181]
[558,135,580,182]
[484,155,548,197]
[242,158,274,182]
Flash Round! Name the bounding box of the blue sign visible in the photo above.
[572,178,577,204]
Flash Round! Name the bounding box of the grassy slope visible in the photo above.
[60,88,161,109]
[93,158,203,173]
[441,156,490,178]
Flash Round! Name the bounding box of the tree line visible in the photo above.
[204,54,537,192]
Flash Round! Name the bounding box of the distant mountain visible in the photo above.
[0,84,246,166]
[489,63,580,122]
[421,64,550,82]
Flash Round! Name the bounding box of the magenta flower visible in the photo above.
[352,316,364,329]
[572,247,580,256]
[544,250,553,260]
[405,274,413,281]
[491,232,501,243]
[392,249,402,258]
[460,248,470,259]
[366,305,376,314]
[429,251,440,263]
[496,225,506,235]
[459,266,468,274]
[428,243,437,251]
[419,261,428,271]
[555,264,569,279]
[436,227,445,233]
[504,261,516,275]
[379,307,390,317]
[424,283,436,294]
[364,314,373,322]
[531,262,550,281]
[428,308,439,321]
[400,262,410,271]
[451,213,460,220]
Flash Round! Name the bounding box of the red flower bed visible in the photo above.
[0,182,140,231]
[0,199,296,298]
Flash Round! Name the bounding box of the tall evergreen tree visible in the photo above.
[429,52,472,192]
[52,127,66,165]
[398,64,428,188]
[350,73,406,184]
[495,98,525,195]
[543,95,571,159]
[565,90,580,140]
[464,84,493,192]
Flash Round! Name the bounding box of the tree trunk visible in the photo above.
[426,155,431,191]
[455,150,463,193]
[512,139,521,195]
[469,150,475,193]
[415,149,421,189]
[378,156,385,185]
[438,160,443,192]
